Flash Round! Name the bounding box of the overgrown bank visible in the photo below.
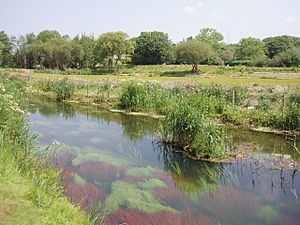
[0,75,92,225]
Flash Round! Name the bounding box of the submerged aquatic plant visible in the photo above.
[103,181,175,215]
[126,166,157,177]
[65,183,108,211]
[105,209,181,225]
[76,160,124,183]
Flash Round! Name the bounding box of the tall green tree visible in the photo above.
[263,35,300,58]
[94,32,131,69]
[132,31,174,65]
[0,31,13,67]
[176,40,212,72]
[236,37,266,61]
[79,35,96,68]
[195,28,225,65]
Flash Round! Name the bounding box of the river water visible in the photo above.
[28,96,300,225]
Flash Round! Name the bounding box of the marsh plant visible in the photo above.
[162,98,231,159]
[55,77,75,101]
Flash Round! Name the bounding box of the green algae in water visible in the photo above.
[103,181,175,215]
[73,152,133,167]
[126,166,157,177]
[137,178,167,190]
[256,205,279,225]
[89,137,104,145]
[64,130,81,138]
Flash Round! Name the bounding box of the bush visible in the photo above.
[55,77,75,101]
[162,97,230,158]
[283,103,300,130]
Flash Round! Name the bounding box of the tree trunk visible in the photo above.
[192,64,198,73]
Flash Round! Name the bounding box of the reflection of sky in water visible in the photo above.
[29,96,300,225]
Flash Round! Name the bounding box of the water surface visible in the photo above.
[29,96,300,225]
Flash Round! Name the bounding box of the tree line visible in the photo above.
[1,28,300,71]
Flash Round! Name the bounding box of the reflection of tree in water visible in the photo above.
[154,143,226,195]
[121,116,160,141]
[56,102,75,119]
[29,95,75,119]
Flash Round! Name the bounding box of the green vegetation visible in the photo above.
[55,77,75,101]
[0,75,92,225]
[103,181,175,214]
[1,28,300,71]
[126,166,157,177]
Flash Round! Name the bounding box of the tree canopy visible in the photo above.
[176,40,212,72]
[132,31,174,65]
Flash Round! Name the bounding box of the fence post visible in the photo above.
[86,82,89,97]
[282,94,286,115]
[232,89,235,105]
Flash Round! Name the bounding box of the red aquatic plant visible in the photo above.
[154,186,185,209]
[279,203,300,225]
[181,208,216,225]
[105,209,181,225]
[76,160,124,183]
[199,187,260,224]
[65,183,108,210]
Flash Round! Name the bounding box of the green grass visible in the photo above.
[0,75,93,225]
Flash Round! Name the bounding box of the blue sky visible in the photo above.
[0,0,299,43]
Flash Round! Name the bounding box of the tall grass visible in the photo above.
[55,77,75,101]
[0,75,92,225]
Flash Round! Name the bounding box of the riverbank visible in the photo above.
[0,75,93,225]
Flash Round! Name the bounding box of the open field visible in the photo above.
[2,65,300,86]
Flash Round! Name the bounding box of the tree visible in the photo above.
[78,35,96,68]
[263,35,300,58]
[236,37,266,61]
[195,28,224,43]
[132,31,174,65]
[176,40,212,72]
[273,47,300,67]
[0,31,13,67]
[94,32,131,69]
[195,28,225,65]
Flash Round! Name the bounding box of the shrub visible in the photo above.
[162,98,230,158]
[283,103,300,130]
[55,77,75,101]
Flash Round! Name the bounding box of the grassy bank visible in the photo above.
[0,75,92,225]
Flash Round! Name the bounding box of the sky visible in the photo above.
[0,0,299,43]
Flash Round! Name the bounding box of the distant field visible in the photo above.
[3,65,300,86]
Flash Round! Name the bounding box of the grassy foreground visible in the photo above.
[0,75,92,225]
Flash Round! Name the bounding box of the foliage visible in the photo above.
[132,31,174,65]
[55,77,75,101]
[119,80,171,113]
[263,35,300,58]
[162,96,230,158]
[176,40,212,72]
[236,37,266,61]
[94,32,132,70]
[273,47,300,67]
[0,31,13,67]
[0,75,92,225]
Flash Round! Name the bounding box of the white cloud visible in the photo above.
[184,5,196,14]
[209,11,221,19]
[184,1,203,14]
[196,1,203,7]
[284,16,296,23]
